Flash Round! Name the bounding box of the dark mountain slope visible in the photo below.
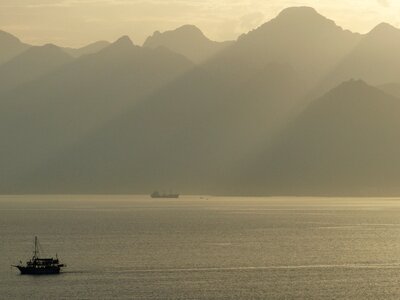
[242,80,400,196]
[8,63,307,194]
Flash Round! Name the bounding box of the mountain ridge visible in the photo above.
[1,7,400,195]
[144,25,233,63]
[0,43,73,92]
[62,40,111,57]
[0,30,30,65]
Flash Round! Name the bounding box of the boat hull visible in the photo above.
[17,266,61,275]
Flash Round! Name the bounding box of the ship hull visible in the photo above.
[17,266,60,275]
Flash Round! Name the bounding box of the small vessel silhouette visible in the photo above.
[151,191,179,198]
[13,236,65,275]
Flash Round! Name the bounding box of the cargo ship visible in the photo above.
[13,236,66,275]
[151,191,180,198]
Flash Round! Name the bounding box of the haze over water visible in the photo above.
[2,196,400,299]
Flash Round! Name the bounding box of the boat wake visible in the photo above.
[108,263,400,274]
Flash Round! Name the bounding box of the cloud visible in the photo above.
[376,0,389,7]
[1,0,399,47]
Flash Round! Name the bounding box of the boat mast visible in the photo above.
[33,236,38,258]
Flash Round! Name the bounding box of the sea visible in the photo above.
[1,196,400,299]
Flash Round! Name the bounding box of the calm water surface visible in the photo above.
[2,196,400,299]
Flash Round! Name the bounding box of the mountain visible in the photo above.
[216,7,361,86]
[63,41,110,57]
[0,36,194,193]
[3,7,400,195]
[0,44,73,92]
[143,25,233,63]
[3,61,307,194]
[319,23,400,92]
[0,30,30,65]
[378,82,400,98]
[241,80,400,196]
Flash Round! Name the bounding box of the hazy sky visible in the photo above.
[1,0,399,47]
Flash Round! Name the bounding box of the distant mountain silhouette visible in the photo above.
[0,30,30,65]
[0,44,73,92]
[3,7,400,195]
[0,60,307,194]
[63,41,110,57]
[319,23,400,93]
[143,25,233,63]
[219,7,361,86]
[241,80,400,196]
[0,36,193,192]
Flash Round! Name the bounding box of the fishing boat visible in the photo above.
[13,236,65,275]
